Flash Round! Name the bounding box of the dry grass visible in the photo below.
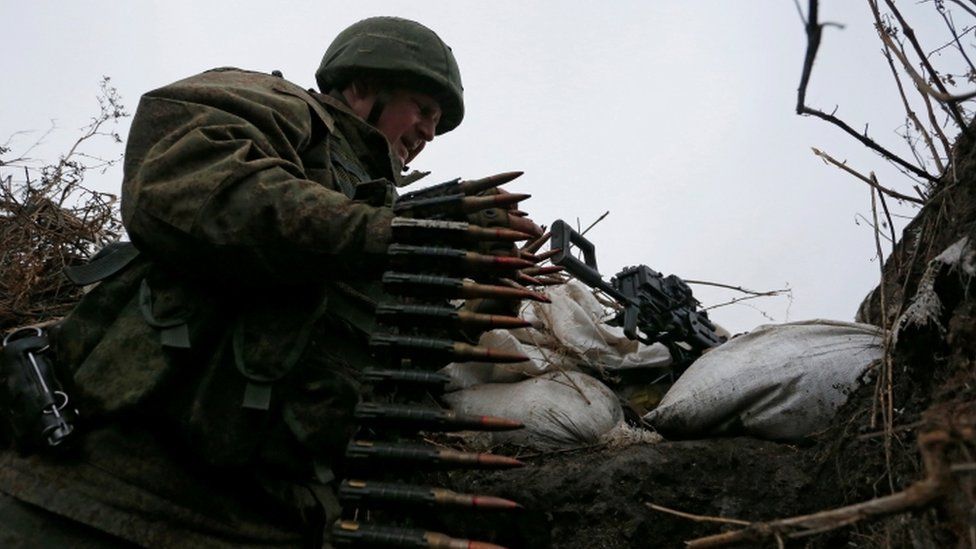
[0,77,127,330]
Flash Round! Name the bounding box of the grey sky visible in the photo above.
[2,1,955,333]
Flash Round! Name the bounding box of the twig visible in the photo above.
[857,420,924,441]
[875,179,899,259]
[811,148,925,204]
[687,470,942,547]
[684,279,790,297]
[702,293,787,313]
[796,0,939,183]
[874,4,976,106]
[880,0,972,129]
[872,4,948,173]
[928,24,976,58]
[935,8,976,77]
[683,431,950,547]
[947,0,976,20]
[870,185,896,494]
[645,502,752,527]
[855,213,895,244]
[580,210,609,237]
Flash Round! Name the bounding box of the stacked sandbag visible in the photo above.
[442,370,625,451]
[441,280,672,390]
[644,320,882,441]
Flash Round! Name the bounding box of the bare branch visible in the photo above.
[873,8,948,173]
[854,213,894,243]
[684,279,789,297]
[947,0,976,20]
[879,0,973,127]
[796,0,939,182]
[928,24,976,58]
[811,147,925,204]
[645,502,752,527]
[701,293,789,314]
[934,8,976,76]
[680,432,951,547]
[580,210,609,237]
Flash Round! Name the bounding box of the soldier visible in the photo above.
[0,16,542,547]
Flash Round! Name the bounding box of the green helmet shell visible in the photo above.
[317,17,464,135]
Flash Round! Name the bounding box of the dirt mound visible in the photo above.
[423,438,810,548]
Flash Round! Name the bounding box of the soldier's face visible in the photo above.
[344,82,442,165]
[374,89,442,165]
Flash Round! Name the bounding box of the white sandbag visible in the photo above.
[441,280,672,389]
[442,371,624,451]
[643,319,881,441]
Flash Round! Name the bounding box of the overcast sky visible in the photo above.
[2,1,963,333]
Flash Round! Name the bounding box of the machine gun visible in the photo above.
[550,219,726,372]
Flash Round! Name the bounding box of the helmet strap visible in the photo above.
[367,89,393,127]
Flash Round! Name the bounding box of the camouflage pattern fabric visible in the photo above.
[0,68,417,547]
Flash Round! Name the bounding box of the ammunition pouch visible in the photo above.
[0,327,78,452]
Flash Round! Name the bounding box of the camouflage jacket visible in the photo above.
[0,68,423,547]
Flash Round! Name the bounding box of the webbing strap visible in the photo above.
[330,146,372,195]
[138,280,191,349]
[64,242,140,286]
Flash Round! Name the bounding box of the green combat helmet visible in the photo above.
[316,16,464,134]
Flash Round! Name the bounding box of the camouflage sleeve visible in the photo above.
[120,69,393,285]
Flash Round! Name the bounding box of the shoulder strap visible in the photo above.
[64,242,140,286]
[270,81,336,134]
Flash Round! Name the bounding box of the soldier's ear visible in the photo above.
[348,79,379,101]
[342,79,379,119]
